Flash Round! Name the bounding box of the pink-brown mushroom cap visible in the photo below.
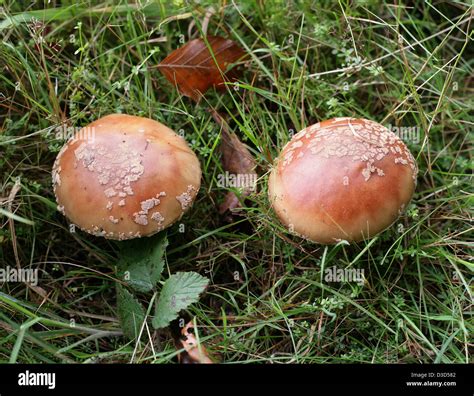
[268,117,418,244]
[52,114,201,240]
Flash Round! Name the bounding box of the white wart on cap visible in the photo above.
[52,114,201,240]
[268,117,418,244]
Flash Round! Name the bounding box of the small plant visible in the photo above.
[116,233,208,338]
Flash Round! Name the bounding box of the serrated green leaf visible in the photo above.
[152,272,209,329]
[116,284,146,340]
[117,232,168,292]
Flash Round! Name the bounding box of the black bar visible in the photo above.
[0,364,471,394]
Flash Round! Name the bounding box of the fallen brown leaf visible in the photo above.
[158,35,246,101]
[211,110,257,214]
[178,321,213,364]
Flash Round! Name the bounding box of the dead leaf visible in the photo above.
[211,110,257,214]
[219,193,241,216]
[29,286,50,305]
[158,35,246,101]
[178,321,213,364]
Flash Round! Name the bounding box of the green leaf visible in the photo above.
[152,272,209,329]
[117,232,168,292]
[116,284,146,340]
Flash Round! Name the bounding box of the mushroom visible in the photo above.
[52,114,201,240]
[268,117,418,244]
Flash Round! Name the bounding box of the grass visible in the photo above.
[0,0,472,364]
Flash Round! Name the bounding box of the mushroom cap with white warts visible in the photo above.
[268,117,417,244]
[52,114,201,240]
